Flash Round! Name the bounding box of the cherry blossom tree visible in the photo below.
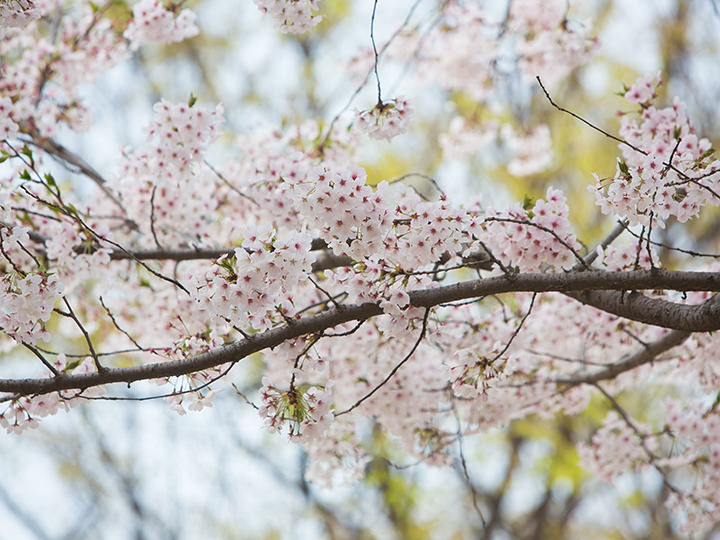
[1,0,720,536]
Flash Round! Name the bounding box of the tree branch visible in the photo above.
[22,136,127,213]
[565,289,720,332]
[553,328,691,386]
[1,270,719,396]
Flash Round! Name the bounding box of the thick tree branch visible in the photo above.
[108,246,354,273]
[554,328,692,386]
[27,230,493,272]
[25,231,353,272]
[566,290,720,332]
[1,270,719,397]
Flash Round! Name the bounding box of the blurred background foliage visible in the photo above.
[2,0,720,538]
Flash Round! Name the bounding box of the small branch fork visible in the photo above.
[2,270,720,397]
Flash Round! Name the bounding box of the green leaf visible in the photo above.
[65,359,81,371]
[188,93,197,108]
[617,158,630,176]
[522,194,534,211]
[20,145,33,160]
[699,147,715,161]
[18,211,35,227]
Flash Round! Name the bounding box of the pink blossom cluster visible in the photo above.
[508,0,597,86]
[253,0,321,34]
[593,77,720,226]
[286,163,469,270]
[39,219,111,290]
[481,187,581,272]
[192,227,315,332]
[418,1,596,100]
[0,0,40,32]
[663,401,720,532]
[216,120,359,235]
[415,0,594,174]
[623,73,659,105]
[391,196,470,268]
[502,124,553,176]
[141,99,224,184]
[283,163,476,321]
[0,3,128,136]
[356,98,412,141]
[439,117,497,160]
[114,99,224,245]
[0,191,64,345]
[0,270,61,345]
[577,411,656,481]
[123,0,199,50]
[419,4,497,102]
[285,165,389,259]
[0,97,19,143]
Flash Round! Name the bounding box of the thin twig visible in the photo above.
[60,297,104,371]
[370,0,382,104]
[204,160,259,206]
[308,275,341,308]
[98,296,147,352]
[488,293,536,364]
[483,216,589,269]
[149,186,163,249]
[22,342,60,376]
[536,76,647,156]
[335,307,431,415]
[453,405,487,527]
[319,0,424,149]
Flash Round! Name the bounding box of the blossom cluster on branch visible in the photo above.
[253,0,321,34]
[0,0,719,534]
[593,74,720,227]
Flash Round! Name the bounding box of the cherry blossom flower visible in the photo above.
[502,124,553,176]
[0,97,19,143]
[253,0,321,34]
[124,0,199,50]
[356,98,412,141]
[0,0,40,31]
